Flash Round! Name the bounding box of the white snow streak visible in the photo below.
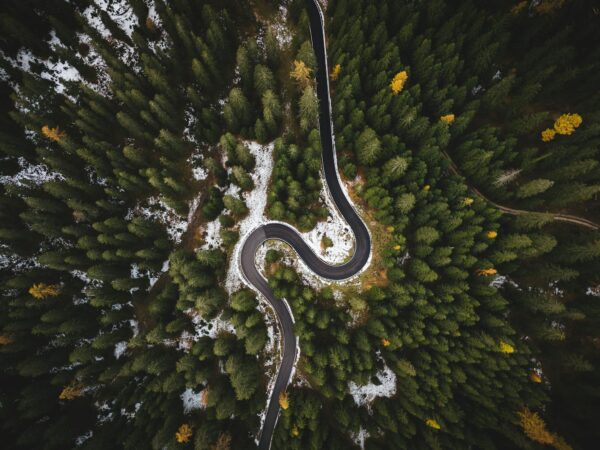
[225,141,275,294]
[0,157,65,187]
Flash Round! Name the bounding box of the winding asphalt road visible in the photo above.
[239,1,371,449]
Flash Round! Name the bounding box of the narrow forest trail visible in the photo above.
[441,151,599,230]
[239,1,372,449]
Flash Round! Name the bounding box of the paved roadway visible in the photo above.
[240,1,371,448]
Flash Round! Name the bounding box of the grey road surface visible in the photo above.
[241,1,371,448]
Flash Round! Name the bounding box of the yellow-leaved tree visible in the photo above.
[541,128,556,142]
[29,283,60,299]
[425,418,441,430]
[175,424,193,443]
[476,268,497,276]
[440,113,455,124]
[499,341,515,354]
[290,60,312,87]
[330,63,341,80]
[553,113,582,135]
[518,408,572,449]
[390,71,408,95]
[279,391,289,410]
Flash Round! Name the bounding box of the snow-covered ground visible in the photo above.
[0,157,65,187]
[82,0,138,69]
[225,141,275,293]
[0,249,40,272]
[300,183,354,264]
[186,309,236,340]
[272,5,293,46]
[350,427,370,450]
[200,218,222,251]
[348,353,397,408]
[113,341,127,359]
[181,387,205,413]
[83,0,137,39]
[128,196,191,244]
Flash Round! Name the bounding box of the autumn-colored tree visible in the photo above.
[487,230,498,239]
[440,114,455,124]
[210,433,231,450]
[518,408,573,449]
[41,125,65,142]
[290,60,311,87]
[330,63,341,80]
[145,17,156,31]
[541,128,556,141]
[279,391,289,410]
[425,418,441,430]
[201,388,209,407]
[390,70,408,95]
[175,424,193,443]
[476,268,497,276]
[0,334,14,345]
[518,408,555,444]
[381,338,391,347]
[59,383,84,400]
[499,341,515,354]
[29,283,61,299]
[553,113,582,135]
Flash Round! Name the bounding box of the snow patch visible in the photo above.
[200,219,223,250]
[0,157,65,187]
[75,431,93,446]
[181,388,205,413]
[300,183,354,264]
[225,141,274,294]
[113,341,127,359]
[587,285,600,297]
[129,196,188,244]
[272,5,293,46]
[350,427,370,450]
[187,310,236,339]
[348,353,396,407]
[0,248,40,271]
[82,0,139,72]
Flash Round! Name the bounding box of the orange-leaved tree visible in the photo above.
[59,382,84,400]
[41,125,65,142]
[29,283,61,299]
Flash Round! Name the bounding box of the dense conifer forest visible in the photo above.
[1,1,599,449]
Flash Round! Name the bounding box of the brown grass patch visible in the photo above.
[344,178,392,291]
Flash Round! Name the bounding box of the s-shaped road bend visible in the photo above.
[239,1,372,449]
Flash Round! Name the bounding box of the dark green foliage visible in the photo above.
[1,1,599,449]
